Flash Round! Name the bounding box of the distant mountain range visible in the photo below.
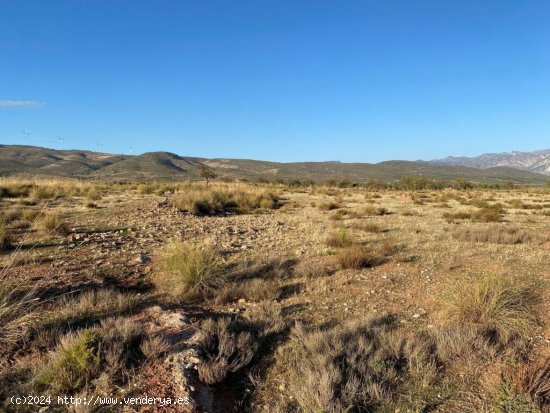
[0,144,548,185]
[431,149,550,176]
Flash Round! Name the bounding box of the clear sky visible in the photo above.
[1,1,549,162]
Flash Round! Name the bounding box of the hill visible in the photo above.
[1,145,548,185]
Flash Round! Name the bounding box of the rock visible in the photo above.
[132,253,148,265]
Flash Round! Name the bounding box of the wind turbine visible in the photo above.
[58,137,64,150]
[21,131,30,145]
[129,146,133,155]
[96,143,102,153]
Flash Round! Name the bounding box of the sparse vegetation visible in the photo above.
[0,176,548,413]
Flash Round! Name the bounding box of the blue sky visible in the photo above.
[1,0,549,162]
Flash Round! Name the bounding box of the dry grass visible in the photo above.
[336,244,386,269]
[325,228,356,248]
[0,222,13,251]
[197,302,286,385]
[46,289,142,330]
[280,317,438,413]
[34,317,145,394]
[216,278,281,304]
[363,205,390,216]
[453,225,532,244]
[196,317,259,384]
[172,186,278,215]
[318,201,340,211]
[363,222,384,233]
[475,358,550,412]
[0,280,37,351]
[34,213,68,235]
[152,241,223,300]
[442,211,472,222]
[440,274,543,344]
[472,205,505,222]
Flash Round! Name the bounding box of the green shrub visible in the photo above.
[35,318,145,394]
[35,329,102,393]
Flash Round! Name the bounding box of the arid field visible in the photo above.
[1,177,549,412]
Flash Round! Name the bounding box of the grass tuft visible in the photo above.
[440,274,543,344]
[153,241,222,300]
[0,222,13,251]
[34,213,68,235]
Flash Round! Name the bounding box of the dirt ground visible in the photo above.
[1,183,549,412]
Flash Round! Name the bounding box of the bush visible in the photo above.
[35,329,102,393]
[501,358,550,411]
[440,274,543,344]
[138,183,156,194]
[30,186,59,200]
[153,241,222,300]
[196,317,259,384]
